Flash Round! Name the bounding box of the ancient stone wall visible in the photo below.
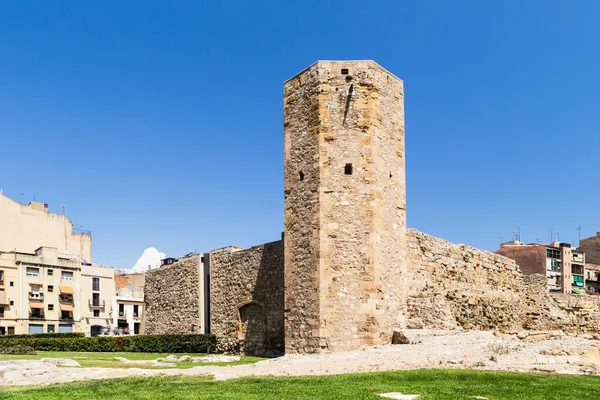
[406,229,523,331]
[521,274,600,333]
[142,254,202,334]
[210,240,284,357]
[284,60,407,353]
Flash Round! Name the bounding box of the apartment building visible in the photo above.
[0,192,117,335]
[583,263,600,294]
[0,194,92,263]
[0,247,115,334]
[114,271,144,335]
[495,241,585,293]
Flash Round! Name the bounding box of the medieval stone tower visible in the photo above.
[284,60,407,353]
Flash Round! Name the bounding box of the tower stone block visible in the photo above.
[284,60,407,353]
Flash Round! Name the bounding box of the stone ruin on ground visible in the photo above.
[142,61,600,356]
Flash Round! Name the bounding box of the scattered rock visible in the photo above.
[164,355,178,362]
[152,362,177,368]
[40,358,80,367]
[190,355,241,363]
[392,331,410,345]
[178,356,191,362]
[213,373,239,381]
[517,331,529,340]
[379,393,420,400]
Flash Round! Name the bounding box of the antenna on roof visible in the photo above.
[20,193,23,204]
[577,225,583,247]
[512,228,520,242]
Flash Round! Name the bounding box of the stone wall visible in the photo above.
[284,60,407,353]
[521,274,600,333]
[142,254,202,334]
[406,229,523,331]
[210,240,284,357]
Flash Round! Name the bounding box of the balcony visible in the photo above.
[89,300,105,308]
[60,314,74,321]
[587,274,600,282]
[59,296,74,304]
[28,292,44,301]
[29,312,44,319]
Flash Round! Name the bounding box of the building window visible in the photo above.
[133,305,139,318]
[48,285,54,293]
[61,271,73,281]
[92,292,100,306]
[134,322,140,335]
[47,325,55,333]
[0,270,4,285]
[60,294,73,303]
[344,163,353,175]
[26,267,39,277]
[119,304,125,318]
[48,304,54,311]
[547,248,561,259]
[29,285,42,299]
[92,277,100,291]
[9,301,13,306]
[9,282,13,287]
[47,269,53,276]
[0,306,4,318]
[93,309,100,317]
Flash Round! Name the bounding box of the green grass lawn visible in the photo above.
[0,369,599,400]
[0,352,263,369]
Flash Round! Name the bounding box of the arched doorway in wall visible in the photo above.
[238,303,266,356]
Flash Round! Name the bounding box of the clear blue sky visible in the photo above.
[1,1,599,269]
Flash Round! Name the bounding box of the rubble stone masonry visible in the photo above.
[143,254,203,334]
[406,229,523,331]
[284,61,407,353]
[209,241,284,357]
[142,61,600,357]
[521,275,600,333]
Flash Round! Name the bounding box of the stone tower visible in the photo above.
[284,61,407,353]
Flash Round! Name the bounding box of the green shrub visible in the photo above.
[0,334,217,353]
[0,344,36,355]
[0,332,85,341]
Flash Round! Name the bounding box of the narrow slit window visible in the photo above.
[341,68,349,75]
[344,163,353,175]
[299,171,304,181]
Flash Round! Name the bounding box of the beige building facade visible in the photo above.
[0,193,92,263]
[0,193,116,335]
[0,247,115,335]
